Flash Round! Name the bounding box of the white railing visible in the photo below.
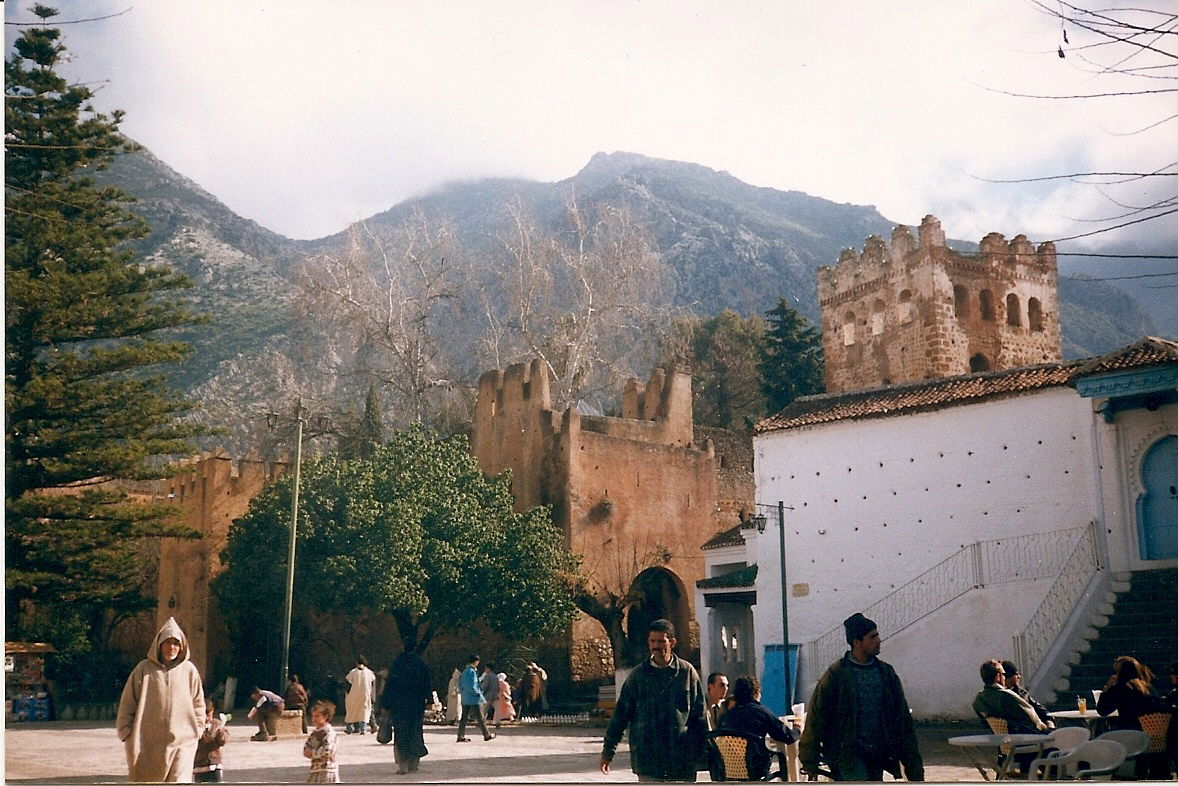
[1012,522,1100,680]
[809,525,1094,671]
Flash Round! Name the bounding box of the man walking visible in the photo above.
[799,613,923,781]
[457,654,495,742]
[600,619,707,782]
[479,663,499,721]
[344,656,376,734]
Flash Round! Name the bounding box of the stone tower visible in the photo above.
[817,215,1061,394]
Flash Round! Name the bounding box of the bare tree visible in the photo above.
[478,194,676,411]
[295,210,469,429]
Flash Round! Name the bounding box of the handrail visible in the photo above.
[809,525,1093,672]
[1012,522,1100,680]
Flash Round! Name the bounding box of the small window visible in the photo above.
[843,312,856,346]
[898,290,914,324]
[970,353,992,372]
[979,290,995,321]
[1028,298,1044,332]
[871,300,885,335]
[954,285,969,319]
[1006,293,1021,326]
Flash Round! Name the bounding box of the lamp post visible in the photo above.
[265,399,330,688]
[753,500,794,710]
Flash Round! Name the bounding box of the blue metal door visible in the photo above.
[761,643,800,716]
[1137,435,1178,560]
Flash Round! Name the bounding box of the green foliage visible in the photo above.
[661,310,768,429]
[5,9,206,641]
[216,427,578,683]
[760,298,824,413]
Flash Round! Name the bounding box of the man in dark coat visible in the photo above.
[379,649,432,775]
[600,619,707,782]
[799,613,923,781]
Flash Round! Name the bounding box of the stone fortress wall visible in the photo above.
[818,214,1061,394]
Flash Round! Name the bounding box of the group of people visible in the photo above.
[600,613,924,782]
[444,657,546,726]
[973,652,1178,778]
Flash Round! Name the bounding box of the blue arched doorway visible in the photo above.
[1137,435,1178,560]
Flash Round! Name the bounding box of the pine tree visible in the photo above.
[760,299,824,413]
[5,6,206,643]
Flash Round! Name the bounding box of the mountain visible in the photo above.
[98,148,1164,448]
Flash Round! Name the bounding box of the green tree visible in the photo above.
[5,6,205,644]
[760,299,824,413]
[336,382,386,460]
[660,310,768,430]
[215,427,578,683]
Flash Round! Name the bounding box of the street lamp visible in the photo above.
[754,502,794,710]
[264,400,331,688]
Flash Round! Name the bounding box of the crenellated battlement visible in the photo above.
[816,214,1062,394]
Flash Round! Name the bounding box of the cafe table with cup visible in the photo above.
[1049,691,1117,731]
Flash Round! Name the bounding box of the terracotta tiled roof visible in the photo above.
[755,362,1082,434]
[1069,336,1178,379]
[702,524,746,550]
[697,564,758,589]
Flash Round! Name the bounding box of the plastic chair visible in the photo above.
[1094,728,1148,778]
[707,730,781,781]
[1028,739,1126,781]
[1049,725,1090,750]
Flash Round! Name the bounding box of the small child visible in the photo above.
[194,696,230,782]
[304,699,340,783]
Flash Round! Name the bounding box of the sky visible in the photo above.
[6,1,1177,259]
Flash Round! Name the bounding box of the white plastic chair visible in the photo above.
[1028,739,1126,781]
[1094,729,1148,778]
[1049,725,1090,750]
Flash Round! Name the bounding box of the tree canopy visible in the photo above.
[215,427,579,682]
[5,6,206,643]
[760,298,824,414]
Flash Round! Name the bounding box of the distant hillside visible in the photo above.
[99,147,1163,449]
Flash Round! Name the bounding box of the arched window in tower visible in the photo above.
[871,300,885,335]
[970,353,992,372]
[842,311,856,346]
[1028,298,1044,332]
[979,289,996,321]
[954,285,969,319]
[1006,293,1021,327]
[898,289,914,324]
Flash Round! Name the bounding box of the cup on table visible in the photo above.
[1076,696,1087,715]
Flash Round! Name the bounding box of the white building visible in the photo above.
[697,338,1178,719]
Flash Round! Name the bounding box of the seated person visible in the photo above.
[1000,661,1054,729]
[717,675,799,779]
[1097,655,1166,731]
[972,660,1049,775]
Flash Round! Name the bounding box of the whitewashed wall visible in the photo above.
[749,386,1101,719]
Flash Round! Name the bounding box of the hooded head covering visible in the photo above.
[148,617,190,668]
[843,612,877,645]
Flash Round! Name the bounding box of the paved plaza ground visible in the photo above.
[3,716,989,783]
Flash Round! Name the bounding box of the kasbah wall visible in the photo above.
[472,359,743,682]
[818,214,1061,393]
[126,364,748,694]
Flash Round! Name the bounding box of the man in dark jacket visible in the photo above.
[380,649,432,775]
[718,675,798,779]
[799,613,923,781]
[1000,661,1054,728]
[600,619,707,782]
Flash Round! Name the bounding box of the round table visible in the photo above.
[949,733,1054,780]
[1049,708,1117,732]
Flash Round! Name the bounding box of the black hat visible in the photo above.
[1001,660,1019,677]
[843,612,877,644]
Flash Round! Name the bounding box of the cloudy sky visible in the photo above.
[6,1,1176,258]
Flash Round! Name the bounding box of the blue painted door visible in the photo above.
[1138,435,1178,560]
[761,644,800,716]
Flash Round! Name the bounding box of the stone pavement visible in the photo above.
[4,717,987,783]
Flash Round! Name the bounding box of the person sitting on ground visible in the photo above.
[971,660,1049,776]
[1000,661,1054,729]
[247,686,286,741]
[717,675,799,780]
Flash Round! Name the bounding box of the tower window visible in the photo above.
[953,285,969,319]
[1028,298,1044,332]
[898,289,914,324]
[842,312,856,346]
[871,300,885,335]
[979,289,995,321]
[1006,293,1021,327]
[970,353,992,372]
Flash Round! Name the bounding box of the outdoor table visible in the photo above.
[765,715,803,782]
[1049,708,1117,733]
[948,733,1053,781]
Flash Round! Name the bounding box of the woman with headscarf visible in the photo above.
[379,649,432,775]
[116,617,205,782]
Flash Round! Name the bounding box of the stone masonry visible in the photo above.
[817,214,1061,394]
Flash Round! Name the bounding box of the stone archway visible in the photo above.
[624,567,691,659]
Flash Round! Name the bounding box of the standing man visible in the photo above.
[344,656,376,735]
[479,663,499,721]
[799,613,924,782]
[457,654,496,742]
[600,619,707,782]
[705,672,730,731]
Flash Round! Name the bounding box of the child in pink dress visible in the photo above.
[493,672,515,726]
[303,700,339,783]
